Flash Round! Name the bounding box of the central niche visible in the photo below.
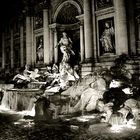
[55,2,81,66]
[56,3,79,24]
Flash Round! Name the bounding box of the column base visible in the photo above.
[137,41,140,55]
[81,63,94,77]
[82,58,95,63]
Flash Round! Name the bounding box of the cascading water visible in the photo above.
[1,90,17,110]
[0,87,43,116]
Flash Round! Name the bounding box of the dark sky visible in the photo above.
[0,0,43,21]
[0,0,24,21]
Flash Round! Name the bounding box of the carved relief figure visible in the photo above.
[100,22,115,54]
[96,0,113,9]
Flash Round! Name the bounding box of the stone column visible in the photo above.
[115,0,128,55]
[31,18,35,66]
[54,29,58,63]
[137,18,140,54]
[92,0,97,61]
[128,0,136,55]
[80,23,85,62]
[49,29,54,64]
[83,0,93,61]
[43,9,50,64]
[137,18,140,41]
[10,29,14,68]
[2,33,5,69]
[77,15,85,63]
[26,16,33,65]
[20,25,24,67]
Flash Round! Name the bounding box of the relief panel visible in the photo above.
[95,0,113,10]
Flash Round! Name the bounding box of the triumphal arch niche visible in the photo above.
[50,0,83,67]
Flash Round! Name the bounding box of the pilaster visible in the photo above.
[54,29,58,64]
[83,0,93,61]
[76,14,85,63]
[114,0,128,55]
[26,16,33,65]
[49,28,54,64]
[10,29,14,68]
[127,0,136,55]
[20,25,24,67]
[136,17,140,54]
[43,9,50,65]
[2,33,5,69]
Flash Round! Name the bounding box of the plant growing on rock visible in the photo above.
[110,54,132,82]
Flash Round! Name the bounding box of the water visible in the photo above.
[0,88,40,116]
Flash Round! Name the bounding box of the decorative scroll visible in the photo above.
[95,0,113,10]
[98,18,115,55]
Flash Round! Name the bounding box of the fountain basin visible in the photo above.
[28,82,46,89]
[0,84,14,90]
[1,88,43,111]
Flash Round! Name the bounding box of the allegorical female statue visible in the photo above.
[100,22,115,54]
[56,32,75,63]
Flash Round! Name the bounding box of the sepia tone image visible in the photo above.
[0,0,140,139]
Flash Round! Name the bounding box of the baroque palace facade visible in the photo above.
[1,0,140,77]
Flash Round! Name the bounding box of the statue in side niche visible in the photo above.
[100,22,115,54]
[37,38,44,62]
